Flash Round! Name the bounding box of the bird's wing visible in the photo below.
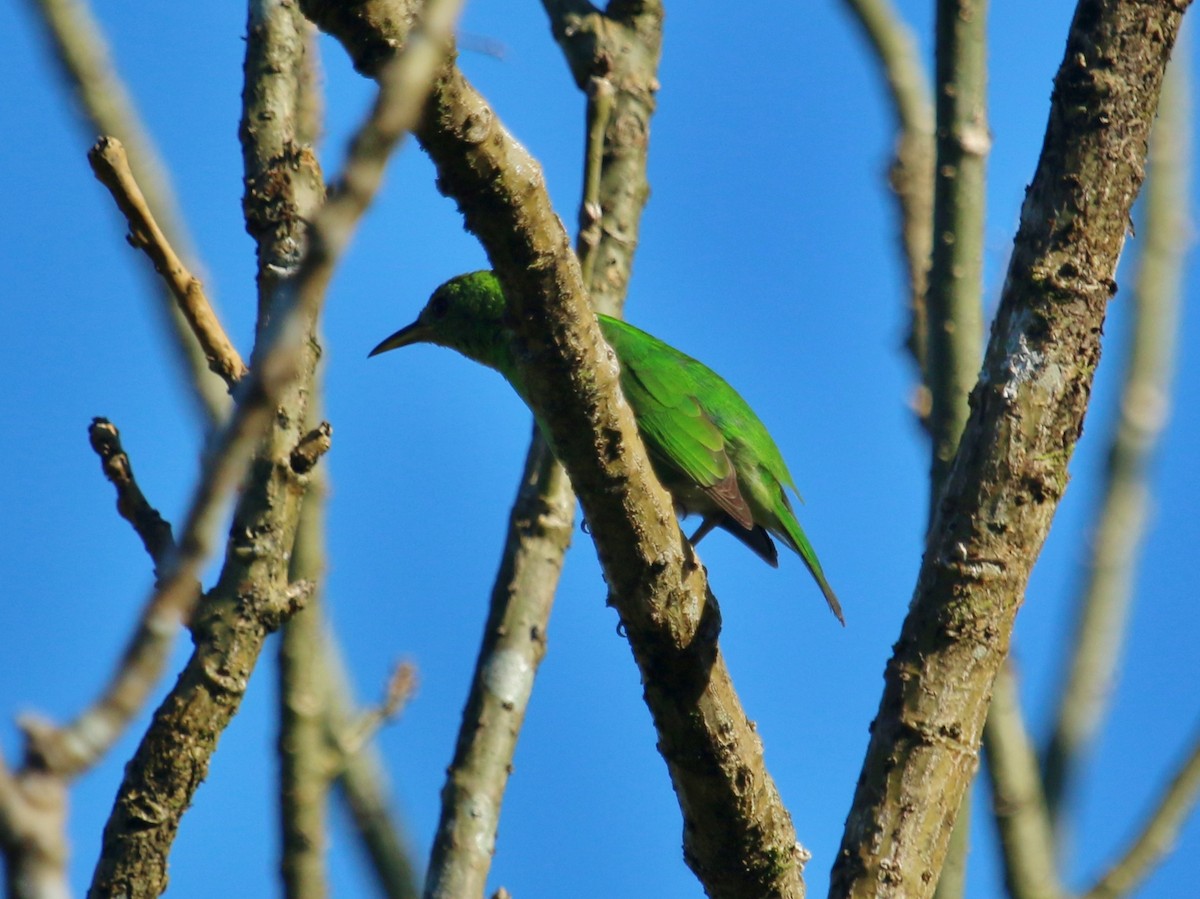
[602,320,754,530]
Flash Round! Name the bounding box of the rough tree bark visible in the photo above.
[421,2,662,896]
[831,2,1192,896]
[300,2,810,895]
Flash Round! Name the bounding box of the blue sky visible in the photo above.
[2,2,1197,897]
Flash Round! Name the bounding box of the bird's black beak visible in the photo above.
[368,319,428,357]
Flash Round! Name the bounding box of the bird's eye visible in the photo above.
[428,293,449,319]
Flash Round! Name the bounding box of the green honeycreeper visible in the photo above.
[370,271,843,624]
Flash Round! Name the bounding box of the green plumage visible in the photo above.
[370,271,843,624]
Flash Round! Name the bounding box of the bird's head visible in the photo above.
[369,270,513,370]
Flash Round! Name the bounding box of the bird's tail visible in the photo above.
[778,509,845,626]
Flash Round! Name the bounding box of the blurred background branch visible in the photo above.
[839,0,935,415]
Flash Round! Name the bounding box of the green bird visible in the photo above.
[370,271,843,624]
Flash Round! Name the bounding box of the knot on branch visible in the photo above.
[88,417,176,570]
[290,421,333,474]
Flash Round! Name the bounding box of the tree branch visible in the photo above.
[831,3,1192,896]
[542,0,663,315]
[88,137,249,389]
[21,421,190,780]
[1078,725,1200,899]
[1043,35,1193,828]
[335,663,418,757]
[27,0,231,423]
[87,9,459,891]
[924,2,989,894]
[422,2,662,894]
[87,417,175,575]
[925,0,988,503]
[242,0,327,331]
[323,638,422,899]
[240,8,335,897]
[839,0,935,407]
[1,416,188,897]
[423,432,574,899]
[280,455,334,899]
[0,748,69,899]
[982,664,1062,899]
[302,4,809,895]
[420,68,804,890]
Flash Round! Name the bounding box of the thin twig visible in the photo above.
[19,420,196,780]
[28,0,230,422]
[88,136,248,388]
[323,637,422,899]
[87,417,175,574]
[1043,39,1193,829]
[1078,726,1200,899]
[839,0,935,412]
[336,662,418,757]
[280,420,333,899]
[925,0,988,508]
[577,75,614,289]
[0,417,192,895]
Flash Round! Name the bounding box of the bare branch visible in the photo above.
[242,0,327,326]
[925,0,988,502]
[924,2,989,893]
[576,74,614,289]
[1044,38,1193,827]
[982,665,1062,899]
[280,434,334,899]
[839,0,935,402]
[335,762,421,899]
[323,638,422,899]
[304,6,808,895]
[542,0,663,315]
[0,418,198,892]
[241,9,336,899]
[87,7,460,891]
[88,136,248,389]
[17,419,194,780]
[28,0,230,422]
[87,417,174,573]
[424,434,574,898]
[831,3,1191,896]
[336,662,418,757]
[0,750,70,899]
[422,3,662,894]
[1079,726,1200,899]
[276,16,422,892]
[934,804,971,899]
